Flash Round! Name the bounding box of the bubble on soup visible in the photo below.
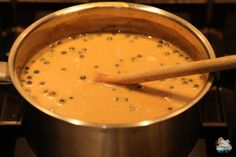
[157,44,163,48]
[44,61,50,65]
[128,105,137,111]
[49,44,55,48]
[61,51,67,55]
[49,108,55,112]
[137,54,142,58]
[59,99,65,104]
[188,79,193,83]
[114,64,120,67]
[33,70,40,74]
[158,39,165,44]
[124,97,129,102]
[49,53,54,57]
[43,89,49,94]
[61,68,66,71]
[25,89,30,93]
[26,80,33,85]
[115,97,120,102]
[80,75,87,80]
[47,91,56,97]
[24,66,30,70]
[199,75,205,80]
[164,52,170,56]
[130,57,135,62]
[125,34,130,38]
[22,70,28,75]
[81,48,87,52]
[182,80,188,85]
[68,35,78,40]
[185,57,191,61]
[107,36,112,40]
[40,58,45,62]
[164,42,171,47]
[79,55,85,58]
[167,107,173,111]
[160,63,165,66]
[69,47,75,51]
[55,40,62,45]
[193,84,199,88]
[39,81,45,86]
[27,75,32,80]
[173,50,179,55]
[169,86,174,89]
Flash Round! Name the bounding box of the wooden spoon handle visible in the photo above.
[95,54,236,85]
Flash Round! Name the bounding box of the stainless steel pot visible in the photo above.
[0,2,215,157]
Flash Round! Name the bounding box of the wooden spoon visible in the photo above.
[95,54,236,85]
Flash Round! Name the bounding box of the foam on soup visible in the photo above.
[20,32,207,124]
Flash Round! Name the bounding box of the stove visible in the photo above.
[0,1,236,157]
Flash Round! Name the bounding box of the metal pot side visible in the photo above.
[8,2,215,157]
[23,102,201,157]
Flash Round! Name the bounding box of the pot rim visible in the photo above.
[9,2,215,128]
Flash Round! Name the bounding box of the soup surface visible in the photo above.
[20,32,207,124]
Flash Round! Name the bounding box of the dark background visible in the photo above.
[0,0,236,157]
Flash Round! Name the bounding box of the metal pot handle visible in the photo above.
[0,61,11,84]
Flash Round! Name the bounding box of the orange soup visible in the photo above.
[20,32,206,124]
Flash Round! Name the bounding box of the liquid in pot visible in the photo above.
[20,32,206,124]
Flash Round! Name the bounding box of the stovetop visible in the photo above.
[1,1,236,157]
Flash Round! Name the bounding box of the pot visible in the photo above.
[0,2,215,157]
